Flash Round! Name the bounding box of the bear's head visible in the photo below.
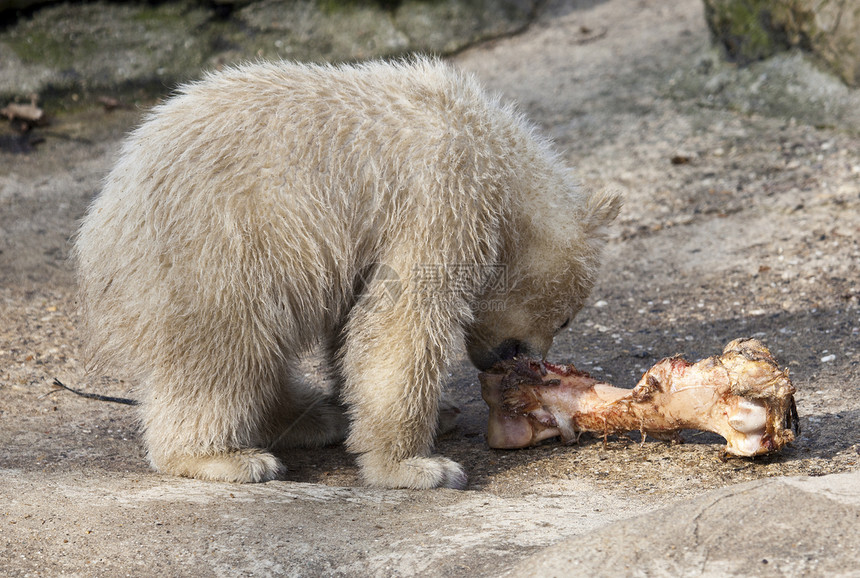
[465,185,621,371]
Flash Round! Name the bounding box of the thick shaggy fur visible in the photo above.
[75,57,620,489]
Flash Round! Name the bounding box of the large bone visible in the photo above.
[480,338,798,457]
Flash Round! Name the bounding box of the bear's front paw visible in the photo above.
[358,452,467,489]
[153,448,285,483]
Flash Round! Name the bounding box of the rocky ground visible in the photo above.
[1,0,859,576]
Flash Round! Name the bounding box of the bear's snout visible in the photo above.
[469,338,531,371]
[495,338,526,362]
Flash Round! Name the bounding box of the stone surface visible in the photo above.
[512,470,860,576]
[703,0,860,86]
[0,0,536,104]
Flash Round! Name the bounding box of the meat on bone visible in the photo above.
[480,338,798,457]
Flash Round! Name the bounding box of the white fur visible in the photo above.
[75,57,619,489]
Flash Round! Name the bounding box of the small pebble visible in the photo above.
[820,354,836,363]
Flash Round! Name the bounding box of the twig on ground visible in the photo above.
[50,378,138,406]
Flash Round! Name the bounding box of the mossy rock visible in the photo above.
[0,2,213,103]
[703,0,860,86]
[0,0,536,105]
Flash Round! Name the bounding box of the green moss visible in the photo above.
[705,0,823,64]
[1,0,537,104]
[707,0,782,63]
[6,26,85,69]
[131,4,183,23]
[317,0,403,16]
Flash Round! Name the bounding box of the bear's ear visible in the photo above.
[584,189,622,235]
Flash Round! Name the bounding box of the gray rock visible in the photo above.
[0,0,536,104]
[703,0,860,87]
[512,471,860,577]
[667,48,860,133]
[0,2,213,100]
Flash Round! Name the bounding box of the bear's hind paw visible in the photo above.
[270,400,348,449]
[437,396,461,436]
[358,453,467,490]
[155,448,285,483]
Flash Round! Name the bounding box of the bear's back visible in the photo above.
[97,59,518,235]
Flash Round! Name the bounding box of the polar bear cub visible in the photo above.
[75,57,619,489]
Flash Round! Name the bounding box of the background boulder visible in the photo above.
[0,0,536,104]
[703,0,860,86]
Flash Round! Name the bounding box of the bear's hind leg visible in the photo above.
[437,394,461,436]
[266,380,348,450]
[140,370,285,483]
[263,336,352,449]
[153,448,284,483]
